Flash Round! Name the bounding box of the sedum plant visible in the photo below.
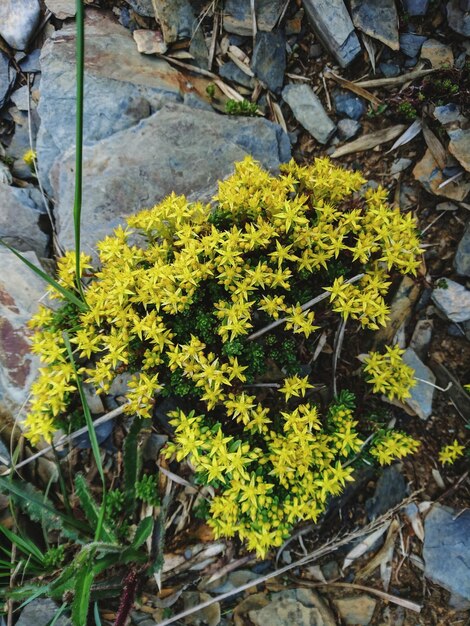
[25,156,422,556]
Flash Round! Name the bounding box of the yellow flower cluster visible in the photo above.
[24,156,423,554]
[439,440,465,465]
[363,345,416,401]
[370,430,420,465]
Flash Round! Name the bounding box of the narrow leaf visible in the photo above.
[72,565,94,626]
[123,417,144,513]
[132,517,154,550]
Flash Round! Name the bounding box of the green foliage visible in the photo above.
[225,98,259,116]
[397,101,418,120]
[135,474,160,506]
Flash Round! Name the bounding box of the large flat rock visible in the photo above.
[0,249,44,418]
[0,184,49,257]
[36,9,206,194]
[52,102,290,253]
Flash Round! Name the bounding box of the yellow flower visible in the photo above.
[439,440,465,465]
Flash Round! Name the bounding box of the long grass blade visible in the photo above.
[74,0,85,299]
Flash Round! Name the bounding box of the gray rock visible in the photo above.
[53,102,290,253]
[36,9,189,194]
[334,595,377,626]
[0,184,48,256]
[431,278,470,323]
[399,33,427,58]
[44,0,76,19]
[402,0,430,16]
[219,61,255,89]
[249,589,336,626]
[448,128,470,173]
[19,48,41,73]
[391,157,413,175]
[409,319,433,361]
[334,90,366,120]
[223,0,285,36]
[282,84,336,144]
[309,43,323,58]
[337,118,361,141]
[125,0,155,17]
[455,224,470,277]
[379,62,401,77]
[424,504,470,600]
[447,0,470,36]
[0,51,16,110]
[15,599,70,626]
[302,0,361,68]
[0,163,12,185]
[403,347,435,419]
[251,30,286,95]
[366,465,407,520]
[413,149,470,202]
[0,0,40,50]
[433,103,465,125]
[435,201,458,211]
[133,29,168,55]
[10,85,30,111]
[350,0,399,50]
[421,39,454,68]
[0,249,45,418]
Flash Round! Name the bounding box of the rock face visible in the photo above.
[44,0,76,19]
[334,595,377,625]
[350,0,399,50]
[447,0,470,36]
[366,465,407,520]
[125,0,154,17]
[0,249,45,418]
[251,31,286,95]
[282,84,336,144]
[52,102,290,252]
[431,279,470,323]
[36,9,195,193]
[454,224,470,277]
[15,598,70,626]
[400,33,427,58]
[0,184,49,256]
[420,39,454,68]
[424,504,470,600]
[302,0,361,68]
[0,51,16,110]
[403,348,435,420]
[0,0,41,50]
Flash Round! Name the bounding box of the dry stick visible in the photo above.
[0,403,128,476]
[247,274,364,341]
[332,317,347,397]
[354,68,435,88]
[154,495,422,626]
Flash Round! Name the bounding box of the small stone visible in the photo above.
[308,43,323,58]
[19,48,41,73]
[143,433,168,461]
[10,85,30,111]
[402,0,430,16]
[424,504,470,600]
[421,39,454,68]
[286,10,304,36]
[0,184,49,256]
[455,224,470,277]
[431,278,470,323]
[435,201,458,210]
[133,29,168,55]
[433,103,465,125]
[379,61,401,77]
[223,0,285,36]
[333,90,366,120]
[413,149,470,202]
[44,0,76,19]
[366,465,407,520]
[391,157,413,175]
[251,30,286,95]
[337,118,361,141]
[249,589,336,626]
[447,0,470,36]
[0,162,12,185]
[302,0,361,67]
[399,33,427,58]
[219,60,254,89]
[350,0,399,50]
[0,51,16,110]
[403,347,436,419]
[125,0,154,17]
[409,319,433,361]
[15,599,70,626]
[0,0,41,50]
[448,129,470,173]
[282,84,336,144]
[334,595,377,626]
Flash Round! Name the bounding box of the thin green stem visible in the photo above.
[74,0,85,300]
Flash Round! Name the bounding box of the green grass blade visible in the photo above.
[0,240,87,311]
[131,516,153,550]
[47,602,69,626]
[93,602,102,626]
[74,0,85,299]
[123,417,144,513]
[0,526,44,564]
[71,564,94,626]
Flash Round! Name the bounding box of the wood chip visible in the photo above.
[325,69,381,105]
[422,120,447,171]
[330,124,406,158]
[387,119,422,153]
[343,523,390,569]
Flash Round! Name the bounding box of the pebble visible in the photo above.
[251,30,286,95]
[282,84,336,144]
[409,319,433,360]
[334,595,377,626]
[433,103,465,125]
[379,61,401,77]
[454,223,470,277]
[219,60,254,89]
[125,0,155,17]
[44,0,76,18]
[0,0,40,50]
[15,599,70,626]
[133,29,168,55]
[435,201,458,210]
[391,157,413,175]
[424,504,470,600]
[399,33,427,58]
[308,43,323,58]
[248,589,336,626]
[350,0,399,50]
[402,0,430,15]
[421,39,454,68]
[413,149,470,202]
[337,118,362,141]
[333,90,366,120]
[366,465,407,520]
[403,347,436,419]
[447,0,470,36]
[431,278,470,323]
[448,129,470,173]
[19,48,41,73]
